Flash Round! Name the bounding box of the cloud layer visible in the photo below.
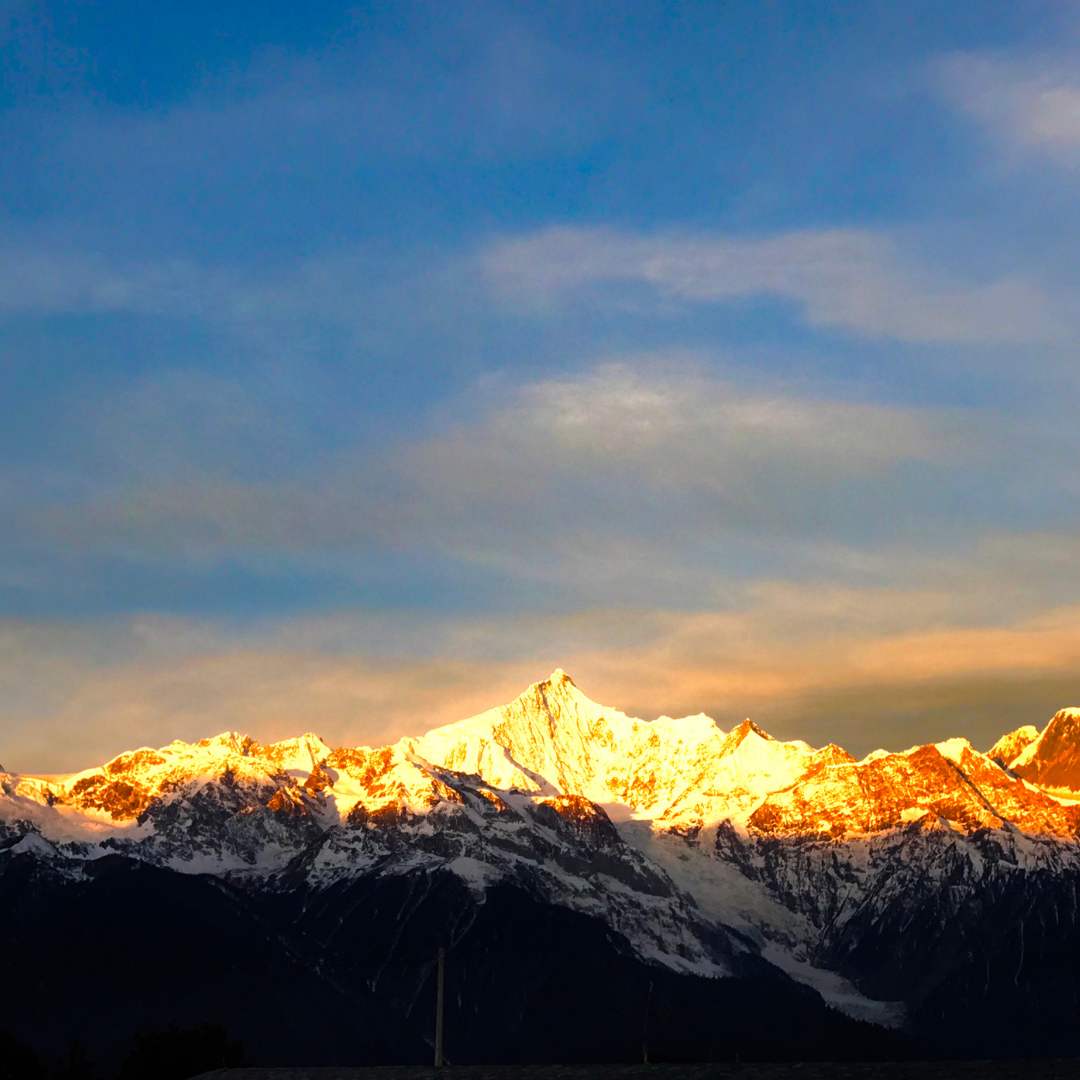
[5,8,1080,774]
[4,361,978,596]
[942,51,1080,161]
[483,227,1063,343]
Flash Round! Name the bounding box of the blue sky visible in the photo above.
[3,0,1080,770]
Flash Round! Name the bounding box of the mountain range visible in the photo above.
[4,670,1080,1065]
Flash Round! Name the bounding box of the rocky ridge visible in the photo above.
[4,669,1080,1037]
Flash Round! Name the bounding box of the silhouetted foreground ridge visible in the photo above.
[198,1064,1080,1080]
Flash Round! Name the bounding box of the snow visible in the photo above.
[1010,709,1080,772]
[859,749,890,764]
[407,673,815,833]
[1010,737,1043,770]
[447,856,504,892]
[8,667,1080,1030]
[760,942,907,1028]
[619,820,807,941]
[6,832,57,858]
[934,738,979,766]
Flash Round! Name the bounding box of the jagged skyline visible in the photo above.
[8,667,1080,1056]
[9,669,1080,840]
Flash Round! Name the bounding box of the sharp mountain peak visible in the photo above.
[7,672,1080,1063]
[8,670,1080,847]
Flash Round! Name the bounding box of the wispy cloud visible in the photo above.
[0,246,364,322]
[388,362,975,581]
[940,50,1080,163]
[407,361,958,491]
[8,361,976,601]
[0,249,198,316]
[1,220,1062,351]
[481,226,1063,344]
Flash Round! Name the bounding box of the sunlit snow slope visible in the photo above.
[4,668,1080,1034]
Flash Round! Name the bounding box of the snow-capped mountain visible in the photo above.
[4,670,1080,1064]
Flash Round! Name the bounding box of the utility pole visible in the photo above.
[434,947,445,1067]
[642,979,653,1064]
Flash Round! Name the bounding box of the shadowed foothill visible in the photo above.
[194,1065,1080,1080]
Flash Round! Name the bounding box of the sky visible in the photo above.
[3,0,1080,771]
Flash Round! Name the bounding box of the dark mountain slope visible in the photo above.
[0,853,401,1071]
[0,851,915,1067]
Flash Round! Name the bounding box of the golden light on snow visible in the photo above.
[2,592,1080,774]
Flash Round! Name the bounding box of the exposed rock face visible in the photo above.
[5,670,1080,1056]
[1008,708,1080,790]
[407,672,822,833]
[988,724,1039,766]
